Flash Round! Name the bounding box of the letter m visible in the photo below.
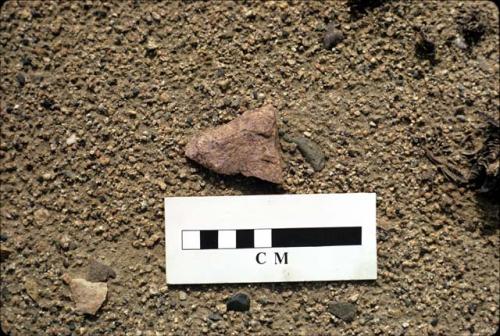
[274,252,288,265]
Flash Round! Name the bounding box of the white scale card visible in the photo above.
[165,193,377,284]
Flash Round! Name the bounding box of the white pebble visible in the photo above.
[66,134,78,145]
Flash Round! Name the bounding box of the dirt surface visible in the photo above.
[1,1,499,335]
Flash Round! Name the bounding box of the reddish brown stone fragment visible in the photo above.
[186,105,284,184]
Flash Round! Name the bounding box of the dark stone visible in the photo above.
[457,9,487,47]
[40,98,55,110]
[415,31,436,62]
[430,317,439,326]
[21,56,32,67]
[125,87,140,99]
[323,24,344,49]
[0,234,7,242]
[131,87,140,97]
[208,313,222,321]
[145,49,156,58]
[215,68,225,78]
[31,10,42,19]
[86,259,116,282]
[467,303,477,314]
[93,10,107,19]
[0,246,12,260]
[63,259,70,268]
[16,73,26,87]
[284,134,325,171]
[411,69,424,80]
[328,302,356,322]
[226,293,250,312]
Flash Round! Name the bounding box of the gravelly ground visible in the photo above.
[0,1,498,335]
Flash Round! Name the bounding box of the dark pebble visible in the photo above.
[415,31,436,62]
[93,10,107,19]
[284,134,325,171]
[0,234,7,242]
[226,293,250,312]
[208,313,222,321]
[430,317,439,326]
[86,259,116,282]
[31,10,42,19]
[323,24,344,49]
[131,87,140,98]
[467,303,477,314]
[40,98,55,110]
[457,9,487,47]
[125,87,140,99]
[16,73,26,87]
[21,56,32,67]
[411,69,424,80]
[328,302,356,322]
[215,68,225,78]
[68,241,77,250]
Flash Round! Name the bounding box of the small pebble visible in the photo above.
[323,24,344,49]
[454,36,468,50]
[208,313,222,321]
[59,235,74,251]
[415,31,436,61]
[41,98,55,110]
[328,302,356,322]
[86,259,116,282]
[284,134,325,172]
[0,246,13,260]
[349,293,360,303]
[66,134,78,145]
[226,293,250,312]
[16,73,26,87]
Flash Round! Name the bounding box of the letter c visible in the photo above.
[256,252,266,264]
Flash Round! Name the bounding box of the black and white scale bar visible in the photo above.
[181,227,361,250]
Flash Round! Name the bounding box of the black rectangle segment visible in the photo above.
[272,227,361,247]
[200,230,218,249]
[236,230,254,248]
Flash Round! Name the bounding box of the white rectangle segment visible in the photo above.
[254,229,272,248]
[218,230,236,249]
[182,230,200,250]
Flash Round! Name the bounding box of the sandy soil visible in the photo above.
[0,1,499,335]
